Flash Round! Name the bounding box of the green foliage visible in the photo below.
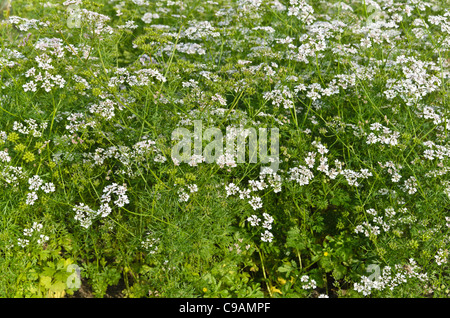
[0,0,449,299]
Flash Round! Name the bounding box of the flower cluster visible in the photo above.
[384,56,442,106]
[107,67,166,88]
[17,222,49,247]
[225,167,282,211]
[182,20,220,40]
[247,212,274,243]
[83,137,166,177]
[73,183,129,228]
[0,149,11,163]
[7,16,49,31]
[354,259,428,296]
[263,86,295,109]
[287,0,315,25]
[13,119,47,138]
[228,237,252,255]
[435,249,448,266]
[25,175,56,206]
[89,99,117,121]
[141,12,160,24]
[2,0,449,299]
[177,183,198,202]
[366,122,400,147]
[1,166,26,187]
[300,275,317,290]
[289,141,372,187]
[141,232,160,254]
[354,206,413,238]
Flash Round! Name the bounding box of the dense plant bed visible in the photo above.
[0,0,449,298]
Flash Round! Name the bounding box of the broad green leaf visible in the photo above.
[39,276,52,289]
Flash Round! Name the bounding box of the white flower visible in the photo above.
[98,203,112,218]
[248,180,267,192]
[189,154,205,167]
[41,182,56,193]
[17,238,29,247]
[260,230,273,242]
[38,234,49,244]
[141,236,159,254]
[225,183,240,197]
[289,165,314,186]
[216,153,236,168]
[26,192,38,205]
[73,203,96,229]
[435,249,448,266]
[404,176,418,195]
[262,213,274,229]
[89,99,116,120]
[262,220,272,230]
[23,81,37,92]
[239,188,251,200]
[249,196,263,210]
[28,175,43,191]
[187,184,198,193]
[118,20,139,29]
[23,228,33,236]
[101,183,129,207]
[32,222,43,232]
[247,215,261,226]
[178,189,190,202]
[142,12,159,24]
[0,150,11,163]
[385,207,396,218]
